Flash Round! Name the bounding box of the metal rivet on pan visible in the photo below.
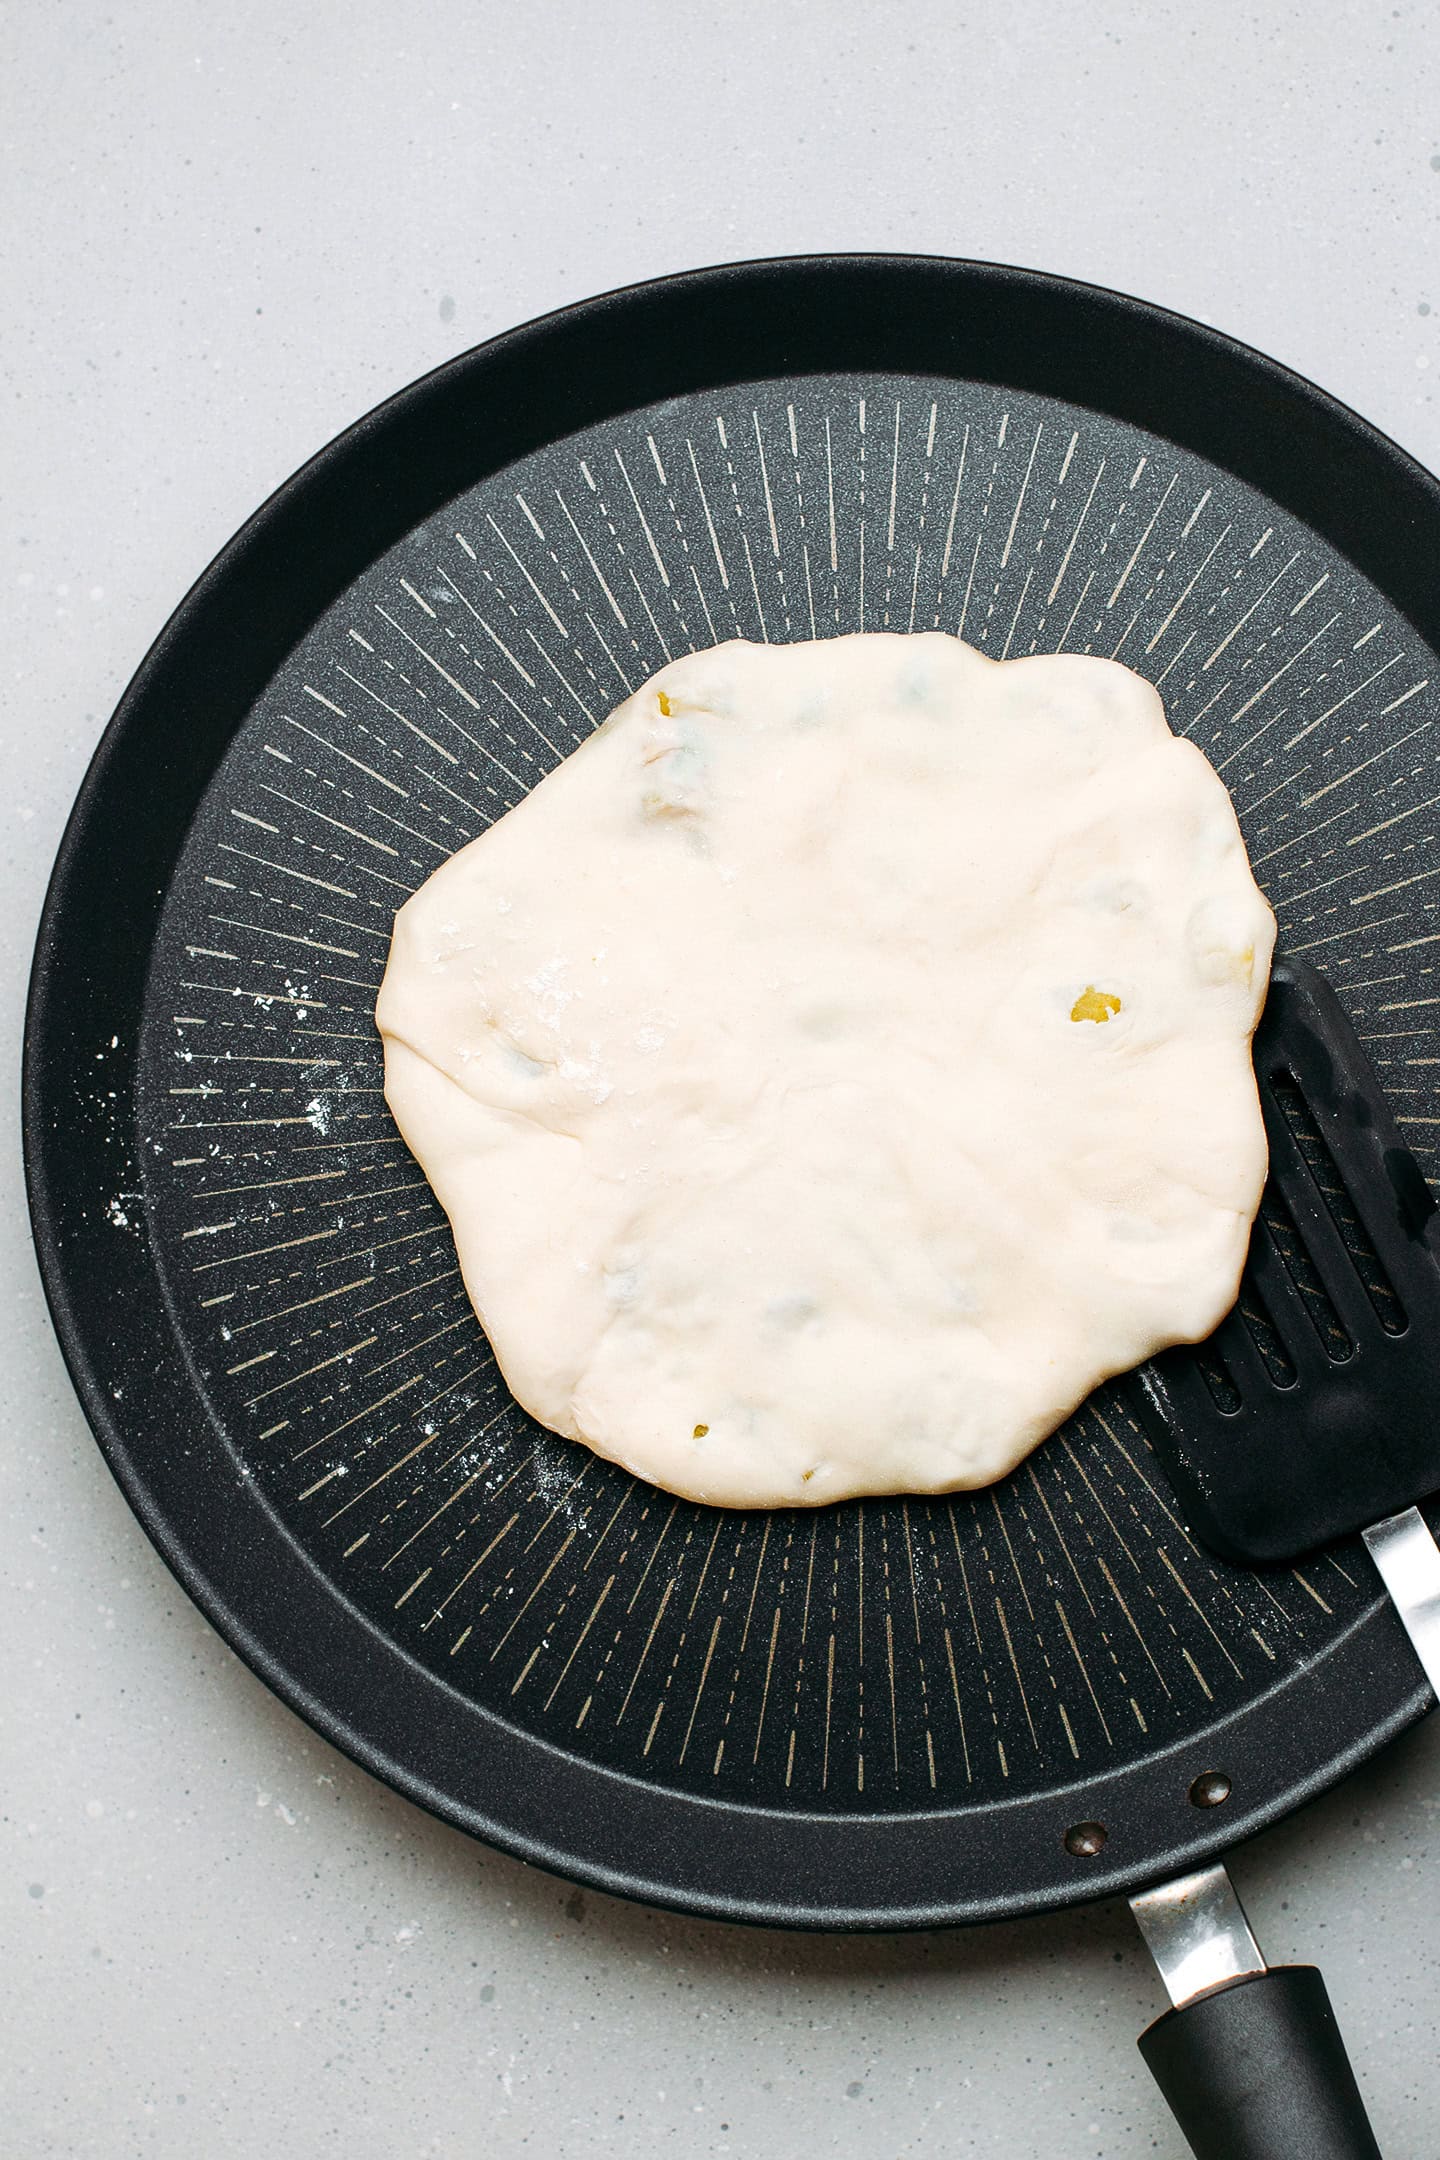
[1189,1771,1232,1808]
[1064,1820,1108,1858]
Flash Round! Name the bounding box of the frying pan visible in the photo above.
[25,260,1440,1956]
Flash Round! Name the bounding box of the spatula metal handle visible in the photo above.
[1362,1505,1440,1702]
[1131,1865,1381,2158]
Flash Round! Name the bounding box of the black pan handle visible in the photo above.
[1138,1966,1382,2159]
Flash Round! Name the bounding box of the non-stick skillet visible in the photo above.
[24,258,1440,2148]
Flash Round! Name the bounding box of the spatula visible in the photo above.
[1123,952,1440,2160]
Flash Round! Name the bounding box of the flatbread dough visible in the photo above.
[377,634,1275,1508]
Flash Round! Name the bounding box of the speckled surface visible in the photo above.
[5,3,1440,2154]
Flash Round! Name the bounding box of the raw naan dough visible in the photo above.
[377,634,1275,1508]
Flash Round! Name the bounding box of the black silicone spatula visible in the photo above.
[1136,953,1440,1579]
[1124,952,1440,2160]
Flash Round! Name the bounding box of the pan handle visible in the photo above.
[1131,1866,1381,2159]
[1138,1966,1381,2159]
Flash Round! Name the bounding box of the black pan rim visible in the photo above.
[24,250,1440,1930]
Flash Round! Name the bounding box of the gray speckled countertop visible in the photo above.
[5,4,1440,2154]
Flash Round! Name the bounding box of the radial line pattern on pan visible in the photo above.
[137,375,1432,1810]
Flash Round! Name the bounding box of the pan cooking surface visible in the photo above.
[137,371,1429,1810]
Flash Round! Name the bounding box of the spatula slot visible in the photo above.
[1255,1186,1355,1364]
[1268,1068,1408,1336]
[1236,1272,1300,1389]
[1194,1343,1242,1416]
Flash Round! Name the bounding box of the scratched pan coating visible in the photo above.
[25,259,1440,1927]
